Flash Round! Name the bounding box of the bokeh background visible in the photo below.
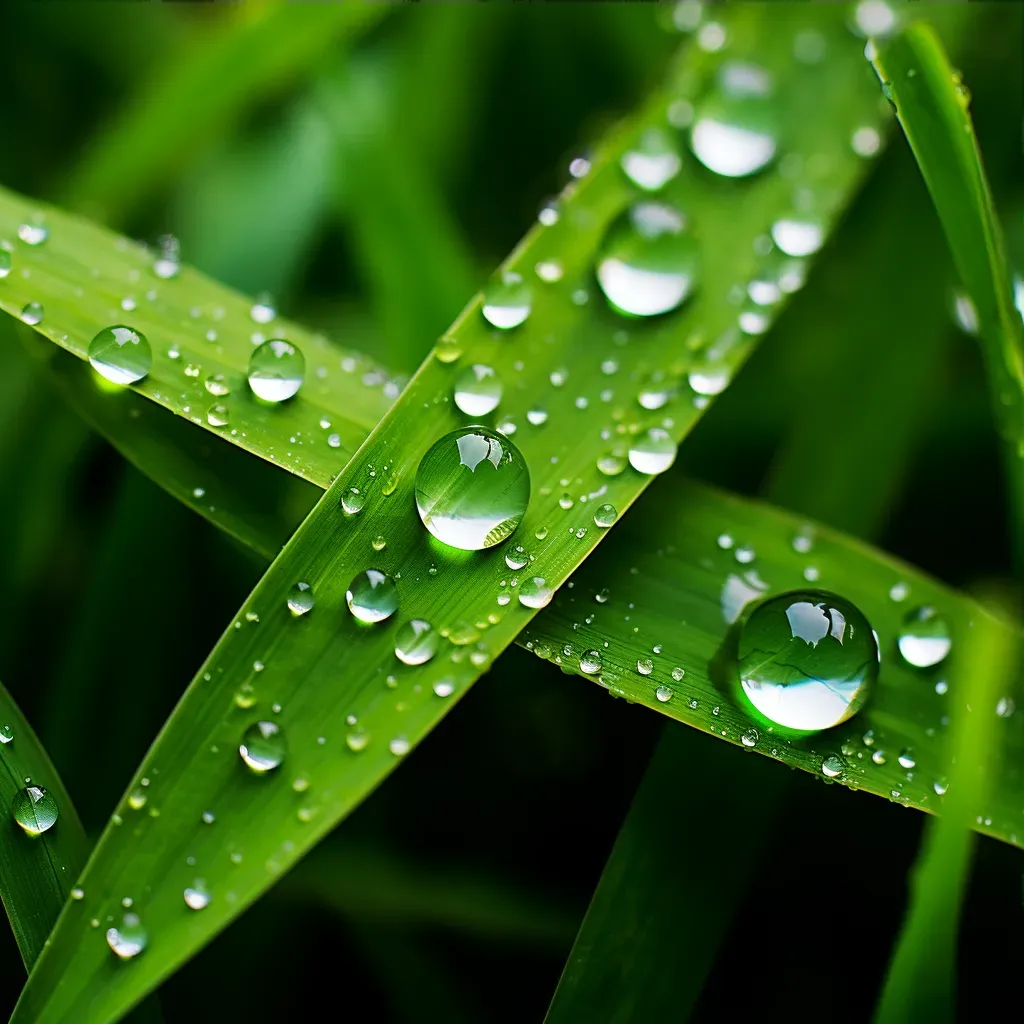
[0,3,1021,1021]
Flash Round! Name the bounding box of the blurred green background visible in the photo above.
[0,3,1021,1020]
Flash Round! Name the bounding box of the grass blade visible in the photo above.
[0,678,88,969]
[869,24,1024,458]
[66,3,386,225]
[8,6,889,1020]
[875,600,1018,1022]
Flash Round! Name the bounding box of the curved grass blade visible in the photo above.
[10,7,889,1020]
[0,182,397,485]
[875,605,1017,1023]
[870,24,1024,454]
[522,477,1024,846]
[66,3,387,225]
[545,724,787,1024]
[0,678,88,969]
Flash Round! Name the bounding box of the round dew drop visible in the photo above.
[482,271,532,330]
[346,569,399,624]
[518,577,554,609]
[287,581,314,616]
[736,589,878,732]
[20,302,43,326]
[580,650,603,674]
[415,427,530,551]
[238,720,285,773]
[106,913,146,960]
[596,201,700,317]
[12,786,58,835]
[184,882,211,910]
[88,326,152,386]
[897,606,951,668]
[594,503,618,528]
[247,339,305,402]
[0,250,11,278]
[454,364,502,416]
[621,127,682,191]
[628,428,677,475]
[771,217,825,258]
[394,619,439,666]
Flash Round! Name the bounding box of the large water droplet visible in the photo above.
[482,271,532,330]
[580,650,603,674]
[736,590,878,732]
[394,619,439,666]
[454,364,502,416]
[239,721,285,773]
[897,606,951,668]
[621,127,682,191]
[247,339,305,402]
[628,428,678,474]
[596,202,700,317]
[519,576,554,609]
[12,786,58,835]
[594,503,618,528]
[20,302,44,326]
[107,913,147,959]
[415,427,530,550]
[689,62,778,178]
[287,581,314,617]
[87,326,152,386]
[346,569,399,624]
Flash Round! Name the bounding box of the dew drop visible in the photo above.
[238,721,285,773]
[207,404,229,428]
[395,619,439,666]
[0,251,11,278]
[454,364,502,416]
[594,503,618,528]
[86,326,152,386]
[621,127,682,191]
[18,220,48,246]
[898,748,916,769]
[628,428,677,474]
[247,339,305,402]
[505,545,530,571]
[637,658,654,676]
[821,754,846,779]
[287,581,314,617]
[433,679,456,698]
[106,913,146,960]
[415,427,530,550]
[346,569,399,624]
[389,737,411,757]
[741,728,758,747]
[897,606,951,668]
[482,271,532,330]
[580,650,603,674]
[341,487,365,515]
[655,684,673,702]
[770,217,825,258]
[249,293,277,324]
[12,786,58,835]
[184,882,211,911]
[518,577,554,610]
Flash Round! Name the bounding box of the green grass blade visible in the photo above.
[523,477,1023,847]
[66,3,386,224]
[0,678,88,969]
[0,182,397,485]
[875,602,1018,1023]
[545,724,787,1024]
[870,23,1024,456]
[8,6,888,1019]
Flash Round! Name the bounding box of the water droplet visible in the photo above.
[249,293,277,324]
[106,913,146,959]
[128,788,147,811]
[933,777,949,796]
[519,577,554,610]
[689,62,778,178]
[12,786,58,835]
[415,428,530,550]
[671,666,685,681]
[85,326,152,387]
[0,251,11,278]
[346,569,399,624]
[953,292,979,335]
[389,737,411,757]
[736,590,878,731]
[184,882,211,910]
[897,748,916,769]
[821,754,845,779]
[996,697,1016,718]
[482,271,531,330]
[596,201,699,317]
[238,721,285,773]
[0,725,13,744]
[71,886,84,900]
[205,373,230,397]
[287,581,314,617]
[558,494,574,511]
[594,503,618,528]
[535,260,563,283]
[341,487,365,515]
[637,658,654,676]
[597,452,627,476]
[628,428,677,474]
[505,545,530,570]
[872,749,887,765]
[454,364,502,416]
[897,607,951,668]
[19,301,43,326]
[852,1,897,37]
[621,127,682,191]
[741,728,758,747]
[434,337,462,363]
[771,218,824,257]
[655,684,673,702]
[395,619,439,666]
[207,403,229,428]
[247,339,305,402]
[18,218,47,247]
[580,650,603,674]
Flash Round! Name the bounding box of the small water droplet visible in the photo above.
[207,403,230,428]
[247,339,304,402]
[238,721,285,773]
[621,127,682,191]
[250,293,277,324]
[671,666,685,682]
[12,786,58,835]
[389,737,411,757]
[628,428,677,474]
[0,251,11,278]
[519,577,554,609]
[637,658,654,676]
[433,679,456,698]
[933,777,949,796]
[86,326,152,386]
[184,881,211,910]
[454,364,502,416]
[287,581,314,617]
[897,606,951,668]
[505,545,530,570]
[771,217,825,257]
[898,748,916,769]
[205,373,230,397]
[415,428,530,550]
[741,728,758,747]
[597,452,627,476]
[18,219,48,246]
[71,886,84,901]
[821,754,845,779]
[341,487,365,515]
[395,619,439,666]
[346,570,399,624]
[580,650,603,674]
[594,503,618,528]
[106,913,147,959]
[655,684,673,702]
[482,271,532,330]
[0,725,13,745]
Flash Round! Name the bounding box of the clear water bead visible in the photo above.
[87,326,152,386]
[656,684,673,702]
[689,62,779,178]
[247,339,305,402]
[346,569,399,624]
[20,302,43,326]
[394,619,439,666]
[897,606,951,668]
[628,428,678,474]
[454,364,502,416]
[287,581,314,617]
[12,786,58,835]
[415,427,530,551]
[594,503,618,528]
[18,221,48,246]
[106,913,147,959]
[580,650,603,674]
[736,590,878,732]
[771,217,825,257]
[0,251,11,278]
[238,721,285,773]
[518,577,554,609]
[596,202,699,318]
[482,271,532,330]
[821,755,846,779]
[621,127,682,191]
[184,882,211,910]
